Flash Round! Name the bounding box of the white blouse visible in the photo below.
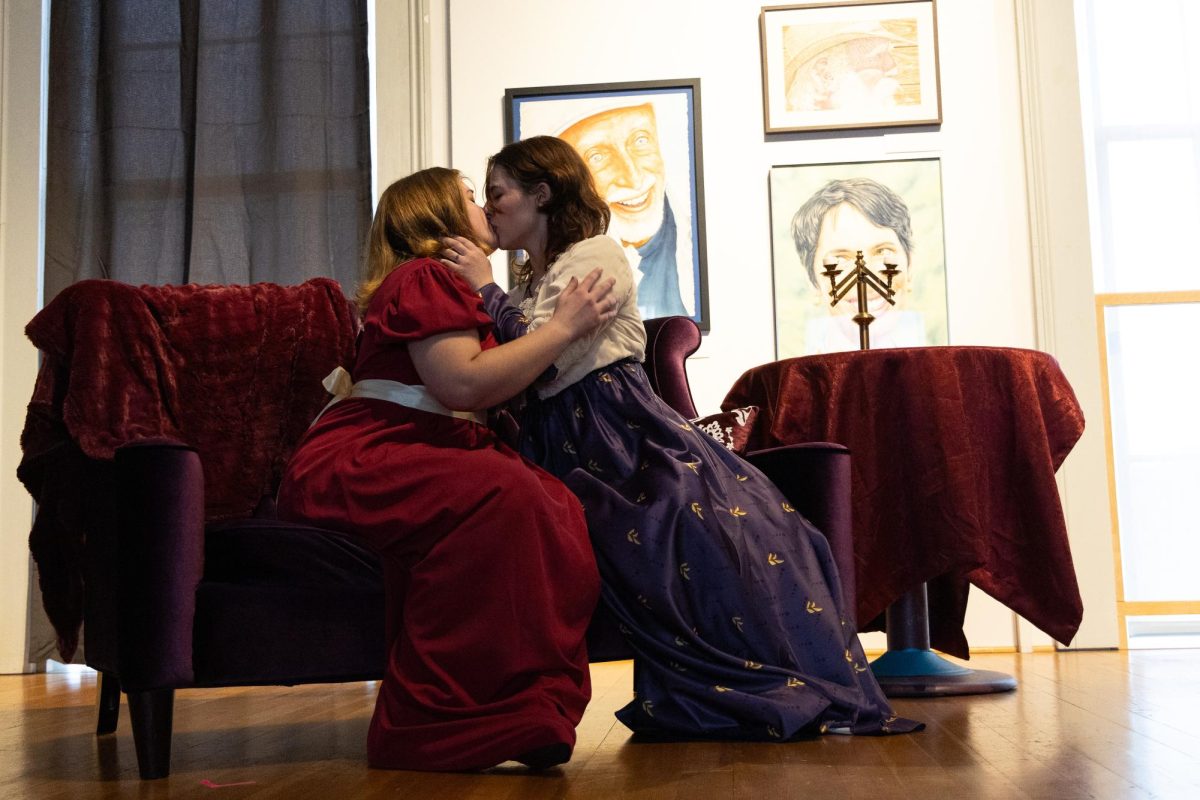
[509,235,647,398]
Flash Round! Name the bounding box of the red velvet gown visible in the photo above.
[276,259,600,771]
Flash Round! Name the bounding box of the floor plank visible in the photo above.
[2,652,1199,798]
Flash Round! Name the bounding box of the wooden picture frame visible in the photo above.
[760,1,942,133]
[768,157,949,356]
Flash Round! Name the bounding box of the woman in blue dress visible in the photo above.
[440,136,920,740]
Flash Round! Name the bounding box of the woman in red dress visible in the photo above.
[276,167,616,771]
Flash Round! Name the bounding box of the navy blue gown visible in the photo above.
[479,275,920,741]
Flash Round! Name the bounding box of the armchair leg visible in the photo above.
[96,672,121,734]
[127,689,175,779]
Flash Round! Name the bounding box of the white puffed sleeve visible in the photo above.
[526,235,647,395]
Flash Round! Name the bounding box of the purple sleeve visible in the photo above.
[478,283,529,343]
[478,283,557,382]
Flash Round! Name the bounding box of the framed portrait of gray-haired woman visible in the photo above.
[769,157,949,357]
[759,1,942,133]
[505,78,710,330]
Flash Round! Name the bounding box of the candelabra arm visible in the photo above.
[831,279,859,305]
[859,270,898,304]
[830,267,895,306]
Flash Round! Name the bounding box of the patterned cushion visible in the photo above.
[691,406,759,454]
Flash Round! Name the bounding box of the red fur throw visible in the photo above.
[18,279,358,661]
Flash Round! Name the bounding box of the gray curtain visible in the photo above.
[32,0,371,667]
[43,0,372,300]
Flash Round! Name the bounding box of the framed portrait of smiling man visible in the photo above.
[504,78,710,330]
[759,0,942,133]
[768,157,949,357]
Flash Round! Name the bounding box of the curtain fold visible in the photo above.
[36,0,371,666]
[44,0,371,299]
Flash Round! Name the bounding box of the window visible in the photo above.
[1078,0,1200,648]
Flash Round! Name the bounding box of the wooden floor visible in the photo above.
[3,651,1200,799]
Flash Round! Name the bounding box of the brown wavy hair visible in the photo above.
[356,167,487,311]
[486,136,611,283]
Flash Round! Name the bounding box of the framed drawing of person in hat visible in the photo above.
[504,79,710,331]
[759,1,942,133]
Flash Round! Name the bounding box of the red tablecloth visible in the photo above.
[723,346,1085,658]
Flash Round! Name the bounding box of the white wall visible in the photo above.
[448,0,1036,413]
[1013,0,1119,650]
[443,0,1075,651]
[0,0,1114,662]
[0,0,45,673]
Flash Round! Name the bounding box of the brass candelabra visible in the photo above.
[821,251,901,351]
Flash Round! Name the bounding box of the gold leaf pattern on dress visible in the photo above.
[599,372,613,383]
[670,661,687,672]
[781,502,795,512]
[587,459,603,473]
[642,699,654,717]
[635,492,647,504]
[713,685,731,693]
[619,623,632,636]
[844,649,854,663]
[626,420,641,430]
[685,460,702,473]
[767,552,785,565]
[853,663,868,673]
[730,506,748,517]
[638,594,651,608]
[787,677,805,688]
[819,722,829,734]
[677,421,692,430]
[806,600,823,613]
[744,660,763,670]
[767,725,782,739]
[736,474,748,482]
[640,459,649,470]
[574,405,585,418]
[690,501,704,519]
[626,529,641,545]
[674,636,688,647]
[563,441,577,455]
[679,563,691,581]
[885,714,898,725]
[732,615,744,631]
[518,315,530,325]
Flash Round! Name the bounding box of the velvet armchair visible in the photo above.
[19,292,853,779]
[18,278,374,780]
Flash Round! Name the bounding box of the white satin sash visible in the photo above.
[315,366,485,425]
